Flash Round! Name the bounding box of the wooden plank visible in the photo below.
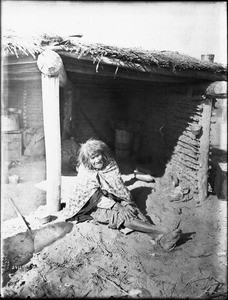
[197,98,213,203]
[58,51,227,82]
[2,53,37,64]
[62,82,74,140]
[62,56,200,83]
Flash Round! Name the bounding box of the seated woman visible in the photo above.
[61,138,182,252]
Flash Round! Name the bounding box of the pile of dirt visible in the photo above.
[1,157,227,298]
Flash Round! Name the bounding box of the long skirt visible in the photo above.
[66,188,148,230]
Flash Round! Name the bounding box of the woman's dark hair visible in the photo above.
[77,138,112,169]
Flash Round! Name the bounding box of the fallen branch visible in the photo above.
[184,274,206,288]
[196,284,213,299]
[97,274,129,295]
[170,282,178,298]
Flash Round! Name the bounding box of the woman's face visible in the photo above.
[89,152,104,170]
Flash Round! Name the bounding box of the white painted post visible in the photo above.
[41,74,61,212]
[37,50,67,213]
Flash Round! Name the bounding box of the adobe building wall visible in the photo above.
[4,79,43,129]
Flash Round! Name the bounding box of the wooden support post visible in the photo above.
[62,82,74,140]
[197,98,213,203]
[37,50,68,213]
[41,75,61,212]
[37,49,68,87]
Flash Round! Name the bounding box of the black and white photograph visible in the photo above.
[1,1,227,298]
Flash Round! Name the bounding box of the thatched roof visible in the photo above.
[3,30,227,82]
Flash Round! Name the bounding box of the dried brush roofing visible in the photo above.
[3,30,227,76]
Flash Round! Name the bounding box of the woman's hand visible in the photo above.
[115,203,137,221]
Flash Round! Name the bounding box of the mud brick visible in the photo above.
[2,130,23,160]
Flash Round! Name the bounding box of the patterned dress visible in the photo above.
[63,159,134,227]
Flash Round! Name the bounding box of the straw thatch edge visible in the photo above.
[2,31,227,76]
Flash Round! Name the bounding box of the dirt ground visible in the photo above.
[1,155,227,299]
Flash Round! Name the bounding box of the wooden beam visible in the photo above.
[57,51,227,82]
[2,62,41,81]
[197,98,213,203]
[194,81,227,100]
[37,49,68,87]
[62,82,74,140]
[40,75,62,212]
[62,56,198,84]
[37,50,65,213]
[205,81,227,99]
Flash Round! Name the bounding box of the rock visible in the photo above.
[8,175,20,184]
[169,186,183,202]
[128,288,152,298]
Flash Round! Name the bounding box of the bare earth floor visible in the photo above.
[1,156,227,298]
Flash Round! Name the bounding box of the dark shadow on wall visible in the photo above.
[208,147,227,200]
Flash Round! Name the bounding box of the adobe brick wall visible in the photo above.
[6,78,43,129]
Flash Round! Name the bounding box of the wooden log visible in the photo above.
[176,145,199,159]
[168,109,200,121]
[176,141,200,154]
[172,154,199,170]
[194,81,227,99]
[197,98,213,203]
[62,82,74,140]
[37,50,69,212]
[37,49,68,87]
[178,135,200,147]
[160,140,199,159]
[159,116,197,129]
[171,164,198,182]
[166,105,203,113]
[172,149,198,163]
[171,106,203,116]
[162,144,199,160]
[162,95,203,103]
[63,56,193,83]
[170,161,198,182]
[40,74,61,213]
[165,125,198,140]
[205,81,227,99]
[59,51,227,81]
[173,108,203,117]
[166,134,200,148]
[167,150,198,165]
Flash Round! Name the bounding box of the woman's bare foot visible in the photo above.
[158,228,182,252]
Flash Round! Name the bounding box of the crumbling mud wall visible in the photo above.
[155,93,212,203]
